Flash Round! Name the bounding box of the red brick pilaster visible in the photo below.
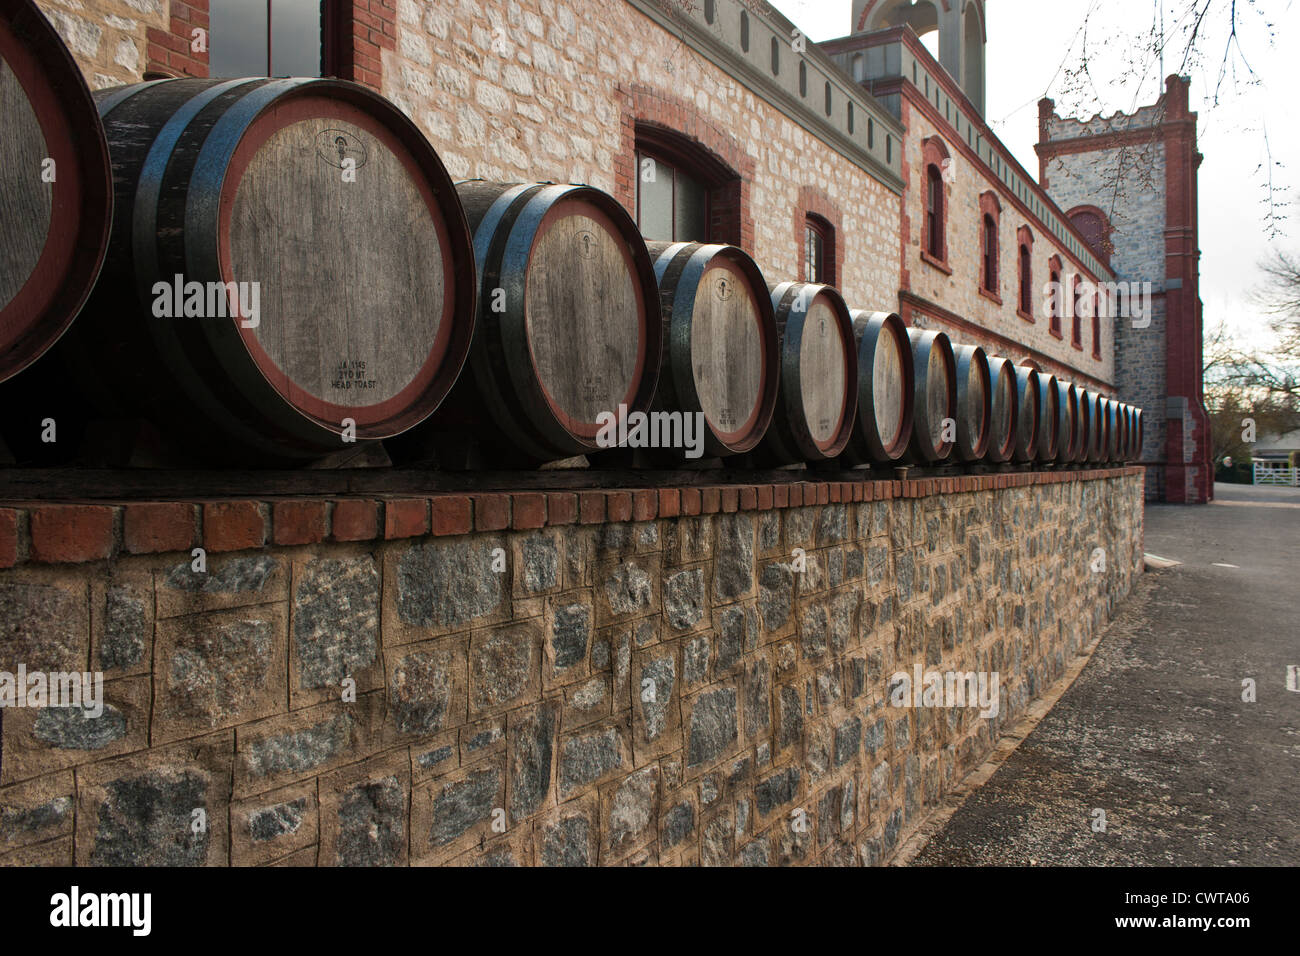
[146,0,209,78]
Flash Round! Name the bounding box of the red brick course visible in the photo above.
[0,469,1143,567]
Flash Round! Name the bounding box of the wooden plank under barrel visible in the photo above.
[390,182,661,466]
[985,356,1019,464]
[952,344,992,463]
[644,241,778,458]
[1013,366,1041,464]
[0,0,111,382]
[41,77,476,465]
[760,281,857,464]
[904,328,957,464]
[842,310,913,466]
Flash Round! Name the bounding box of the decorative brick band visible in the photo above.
[0,468,1144,569]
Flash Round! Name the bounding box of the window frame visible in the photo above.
[633,124,742,246]
[1071,275,1084,349]
[635,146,712,244]
[207,0,347,79]
[804,214,834,285]
[1016,226,1035,322]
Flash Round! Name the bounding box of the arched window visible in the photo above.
[1015,226,1035,319]
[1068,205,1114,265]
[1048,269,1062,335]
[1071,275,1084,347]
[1046,254,1063,336]
[741,12,750,51]
[634,125,741,245]
[926,166,944,260]
[771,37,780,74]
[1019,246,1032,316]
[799,61,808,97]
[982,216,998,292]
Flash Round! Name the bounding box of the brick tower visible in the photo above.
[1037,76,1212,503]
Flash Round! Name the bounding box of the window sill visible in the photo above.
[920,250,952,276]
[978,286,1001,306]
[1071,340,1084,351]
[1049,327,1063,340]
[1016,308,1034,323]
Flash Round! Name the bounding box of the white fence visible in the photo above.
[1253,463,1300,487]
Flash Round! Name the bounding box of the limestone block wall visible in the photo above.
[0,469,1144,867]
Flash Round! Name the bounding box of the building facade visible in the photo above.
[31,0,1204,498]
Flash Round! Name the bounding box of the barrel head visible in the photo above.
[0,0,112,382]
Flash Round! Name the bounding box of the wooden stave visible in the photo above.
[0,0,113,383]
[59,77,476,463]
[1035,372,1060,462]
[645,240,778,457]
[433,181,661,463]
[1085,391,1106,463]
[842,310,914,466]
[952,344,992,463]
[762,282,858,464]
[904,328,957,464]
[1135,408,1144,460]
[1074,388,1094,464]
[1053,379,1078,464]
[1012,366,1041,464]
[1104,398,1123,461]
[985,356,1019,464]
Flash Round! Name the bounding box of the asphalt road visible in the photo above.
[910,482,1300,866]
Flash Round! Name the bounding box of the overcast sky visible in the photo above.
[769,0,1297,354]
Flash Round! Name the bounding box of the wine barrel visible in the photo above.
[842,310,913,465]
[1012,366,1041,464]
[985,356,1019,464]
[1104,398,1122,461]
[952,345,992,463]
[1123,403,1133,463]
[762,282,857,463]
[1036,372,1061,462]
[1084,391,1106,463]
[1074,387,1094,464]
[1115,403,1130,461]
[393,182,660,465]
[1053,379,1078,464]
[643,241,777,457]
[905,328,957,464]
[57,77,476,462]
[0,0,112,382]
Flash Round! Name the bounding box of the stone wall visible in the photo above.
[0,469,1144,866]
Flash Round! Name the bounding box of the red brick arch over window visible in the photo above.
[797,186,845,286]
[1066,204,1114,267]
[921,135,952,272]
[615,85,756,251]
